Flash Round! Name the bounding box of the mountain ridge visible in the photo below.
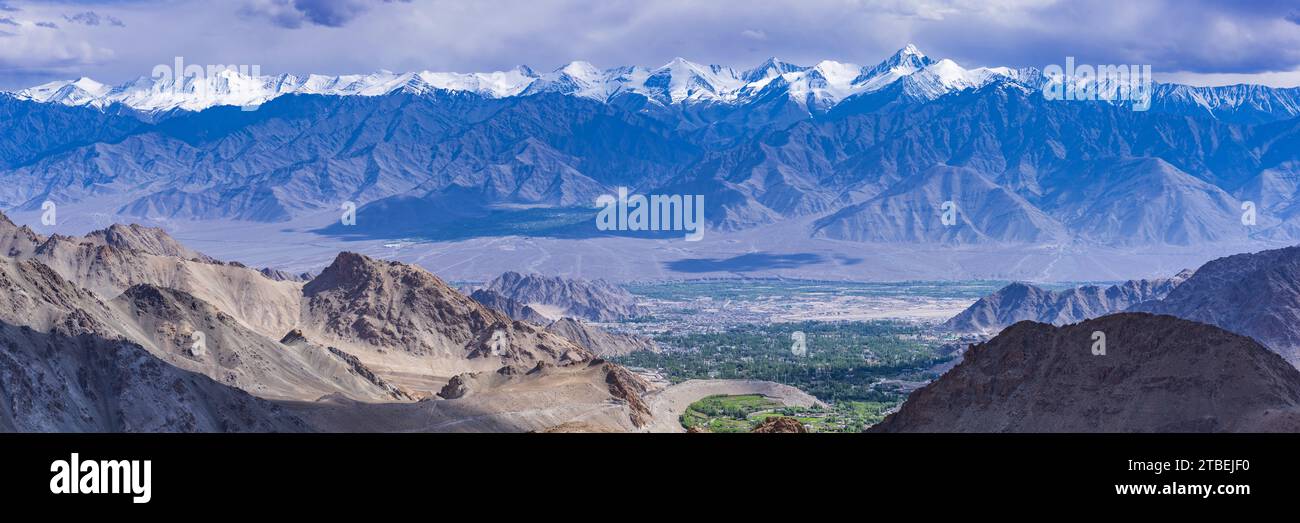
[13,45,1300,124]
[873,313,1300,432]
[945,270,1192,335]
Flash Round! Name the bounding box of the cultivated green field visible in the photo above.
[616,320,958,403]
[680,394,896,433]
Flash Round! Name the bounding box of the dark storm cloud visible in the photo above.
[63,11,126,27]
[240,0,409,29]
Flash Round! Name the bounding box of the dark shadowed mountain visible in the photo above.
[872,313,1300,433]
[0,321,310,432]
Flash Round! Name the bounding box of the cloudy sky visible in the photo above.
[0,0,1298,90]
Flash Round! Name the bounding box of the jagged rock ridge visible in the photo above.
[481,271,642,321]
[944,270,1192,334]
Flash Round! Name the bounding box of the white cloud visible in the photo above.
[0,0,1297,91]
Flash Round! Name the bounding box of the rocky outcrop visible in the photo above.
[301,252,506,356]
[299,253,597,379]
[751,417,807,433]
[259,267,313,282]
[0,212,41,258]
[83,223,214,262]
[603,362,652,427]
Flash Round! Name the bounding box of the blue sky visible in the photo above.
[1,0,1298,90]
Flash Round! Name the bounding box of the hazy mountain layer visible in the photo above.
[945,271,1191,335]
[1131,245,1300,365]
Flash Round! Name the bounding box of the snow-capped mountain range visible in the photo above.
[9,45,1045,113]
[5,44,1300,254]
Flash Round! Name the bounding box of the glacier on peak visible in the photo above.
[9,44,1298,121]
[9,45,1024,113]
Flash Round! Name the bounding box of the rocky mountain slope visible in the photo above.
[299,253,600,392]
[83,223,215,262]
[543,317,658,357]
[470,281,657,357]
[0,211,661,431]
[468,289,550,324]
[0,256,307,431]
[110,283,408,401]
[945,271,1192,335]
[872,313,1300,432]
[812,165,1069,244]
[1130,246,1300,365]
[0,320,309,432]
[480,271,642,321]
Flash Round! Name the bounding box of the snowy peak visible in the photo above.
[1152,83,1300,123]
[16,77,112,107]
[6,44,989,112]
[648,57,744,103]
[782,60,866,109]
[856,44,935,84]
[17,66,543,112]
[901,59,1030,100]
[741,57,807,83]
[10,44,1299,121]
[524,61,616,100]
